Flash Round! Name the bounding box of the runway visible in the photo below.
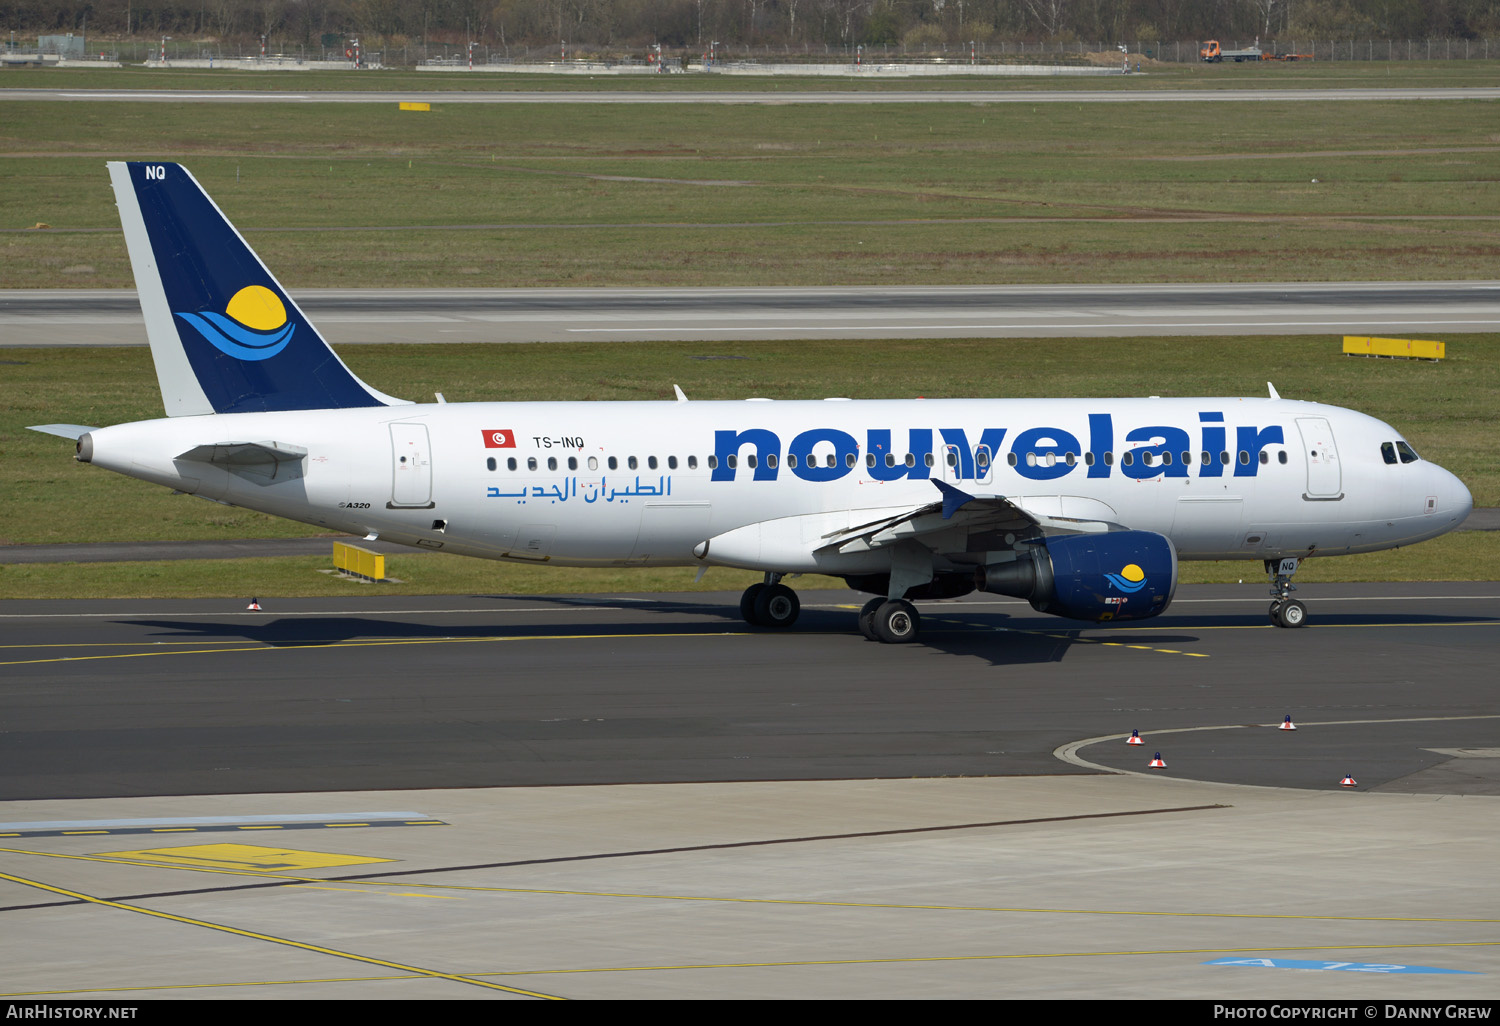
[6,281,1499,345]
[2,582,1498,999]
[6,86,1500,104]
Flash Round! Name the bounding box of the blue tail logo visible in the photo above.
[176,286,296,362]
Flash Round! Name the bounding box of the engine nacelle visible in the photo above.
[976,531,1178,622]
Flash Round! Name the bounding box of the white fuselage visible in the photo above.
[82,395,1472,576]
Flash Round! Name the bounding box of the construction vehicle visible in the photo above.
[1200,39,1262,62]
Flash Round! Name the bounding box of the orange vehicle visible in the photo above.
[1200,39,1262,62]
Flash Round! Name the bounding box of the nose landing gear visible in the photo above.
[1266,557,1308,628]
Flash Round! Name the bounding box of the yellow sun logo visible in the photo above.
[224,285,287,330]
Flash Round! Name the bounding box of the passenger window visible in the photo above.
[486,457,496,471]
[1278,451,1287,464]
[507,457,518,471]
[1201,451,1211,465]
[707,455,717,470]
[828,454,838,468]
[527,457,538,471]
[648,456,658,470]
[905,453,916,467]
[1396,441,1420,464]
[976,447,990,468]
[925,453,935,468]
[947,451,958,468]
[884,453,895,467]
[1104,452,1114,466]
[1181,451,1192,465]
[727,455,737,469]
[668,456,678,469]
[688,456,698,470]
[547,456,557,471]
[767,454,777,469]
[866,453,876,468]
[1084,452,1095,466]
[746,454,757,469]
[1239,450,1250,465]
[628,456,638,470]
[1220,451,1230,465]
[608,456,618,470]
[846,453,856,468]
[568,457,578,471]
[1065,452,1076,467]
[588,456,598,471]
[787,454,798,469]
[1162,452,1172,466]
[1007,452,1018,467]
[1382,442,1398,465]
[1259,451,1269,465]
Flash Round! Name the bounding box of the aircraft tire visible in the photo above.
[874,599,921,644]
[857,597,883,641]
[1275,599,1308,628]
[754,584,800,629]
[740,583,767,626]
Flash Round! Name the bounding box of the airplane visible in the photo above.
[29,162,1474,644]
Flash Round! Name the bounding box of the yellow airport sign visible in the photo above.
[1342,335,1445,360]
[399,102,431,112]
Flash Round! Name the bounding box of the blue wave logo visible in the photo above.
[1104,563,1148,593]
[175,285,295,362]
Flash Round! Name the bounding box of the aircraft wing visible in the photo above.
[815,480,1115,557]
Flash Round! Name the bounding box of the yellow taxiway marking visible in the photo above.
[0,869,562,1000]
[7,940,1498,998]
[366,882,1500,924]
[94,843,393,873]
[0,631,752,668]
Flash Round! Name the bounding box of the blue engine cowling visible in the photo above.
[975,531,1178,622]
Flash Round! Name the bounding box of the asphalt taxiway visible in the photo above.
[1,583,1497,998]
[5,282,1500,345]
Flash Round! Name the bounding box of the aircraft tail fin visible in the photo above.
[107,161,406,416]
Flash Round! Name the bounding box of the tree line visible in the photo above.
[9,0,1500,53]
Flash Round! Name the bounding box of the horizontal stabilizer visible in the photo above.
[27,424,98,440]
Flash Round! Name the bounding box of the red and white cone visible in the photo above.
[1148,752,1167,768]
[246,598,262,610]
[1279,715,1297,731]
[1127,730,1144,745]
[1340,774,1357,787]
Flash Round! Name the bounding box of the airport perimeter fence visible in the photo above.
[8,37,1500,67]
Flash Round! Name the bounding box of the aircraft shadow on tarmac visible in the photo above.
[118,602,1496,669]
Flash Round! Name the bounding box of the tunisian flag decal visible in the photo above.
[482,429,517,448]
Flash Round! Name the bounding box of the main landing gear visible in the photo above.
[739,573,801,629]
[1266,557,1308,628]
[857,597,922,644]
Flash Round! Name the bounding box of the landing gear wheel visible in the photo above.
[857,597,883,641]
[739,583,767,626]
[874,599,921,644]
[754,583,800,629]
[1274,599,1308,628]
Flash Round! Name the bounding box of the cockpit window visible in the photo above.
[1395,440,1420,464]
[1381,442,1398,465]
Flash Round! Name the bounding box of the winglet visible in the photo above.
[931,479,976,520]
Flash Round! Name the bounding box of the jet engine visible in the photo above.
[976,531,1178,622]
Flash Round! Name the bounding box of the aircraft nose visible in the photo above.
[1435,464,1472,527]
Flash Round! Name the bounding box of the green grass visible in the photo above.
[3,336,1493,556]
[4,91,1499,287]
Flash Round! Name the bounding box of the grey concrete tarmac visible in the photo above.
[2,583,1498,1000]
[6,282,1500,344]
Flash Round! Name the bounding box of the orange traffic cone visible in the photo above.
[246,598,262,610]
[1127,730,1144,745]
[1279,715,1297,731]
[1149,752,1166,768]
[1340,774,1357,787]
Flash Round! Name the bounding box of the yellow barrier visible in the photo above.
[333,541,387,582]
[398,102,431,112]
[1342,336,1445,361]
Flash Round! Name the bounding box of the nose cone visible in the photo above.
[1435,464,1472,529]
